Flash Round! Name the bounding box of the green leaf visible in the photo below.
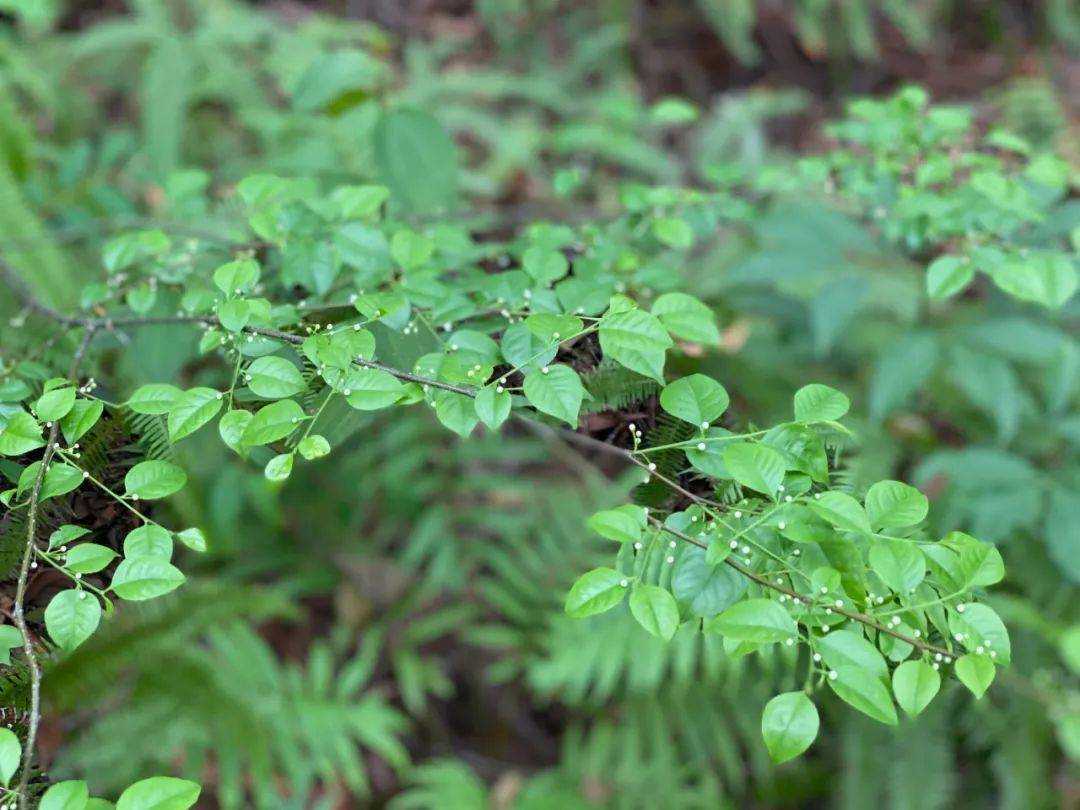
[651,292,720,344]
[892,660,940,717]
[124,460,187,500]
[0,727,19,787]
[50,525,90,551]
[167,388,223,441]
[950,603,1011,665]
[564,567,627,618]
[599,308,672,383]
[524,313,582,344]
[0,625,22,665]
[828,665,898,725]
[432,391,478,438]
[926,255,973,299]
[374,107,458,215]
[60,399,103,445]
[218,410,252,454]
[390,229,434,270]
[44,590,101,651]
[116,776,201,810]
[35,386,76,421]
[944,531,1005,588]
[111,557,186,601]
[217,298,251,332]
[955,654,995,699]
[297,435,331,460]
[865,480,928,529]
[127,384,183,415]
[522,247,569,284]
[761,692,819,764]
[124,525,173,560]
[671,544,746,617]
[990,253,1077,308]
[39,779,89,810]
[659,375,729,426]
[868,538,925,594]
[176,528,207,553]
[102,229,169,274]
[64,543,117,574]
[41,464,85,501]
[0,411,44,455]
[629,584,679,640]
[652,216,694,249]
[474,386,511,430]
[817,630,889,678]
[793,383,850,423]
[264,452,294,482]
[722,442,786,496]
[241,399,305,445]
[246,356,306,399]
[501,323,557,372]
[213,258,260,295]
[708,598,796,643]
[343,368,405,411]
[808,491,871,534]
[523,364,584,426]
[587,505,646,544]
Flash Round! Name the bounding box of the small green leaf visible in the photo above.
[45,590,101,650]
[827,665,898,725]
[246,357,306,399]
[629,584,679,640]
[124,525,173,560]
[111,558,186,601]
[116,776,201,810]
[892,660,940,717]
[722,442,786,497]
[432,391,478,438]
[955,654,995,699]
[865,480,928,529]
[50,525,90,551]
[0,625,23,665]
[652,216,694,249]
[241,400,305,445]
[124,460,187,500]
[808,491,871,534]
[817,630,889,678]
[708,598,796,643]
[660,375,729,426]
[524,313,582,344]
[60,399,103,445]
[926,255,973,299]
[651,292,719,344]
[564,567,628,617]
[793,383,850,423]
[297,435,331,460]
[523,364,584,426]
[343,368,405,411]
[474,386,511,430]
[761,692,819,764]
[264,452,294,482]
[39,779,89,810]
[522,247,569,284]
[176,528,207,553]
[587,505,646,544]
[868,538,926,593]
[64,543,118,574]
[35,386,76,422]
[213,258,260,295]
[167,388,223,441]
[218,410,252,454]
[599,308,672,383]
[218,298,251,332]
[0,411,44,455]
[127,384,183,415]
[0,727,20,787]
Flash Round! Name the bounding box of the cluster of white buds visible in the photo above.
[78,378,99,394]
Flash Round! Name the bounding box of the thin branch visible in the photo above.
[648,517,954,659]
[11,327,97,808]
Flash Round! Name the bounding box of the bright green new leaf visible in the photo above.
[167,388,223,441]
[50,525,90,550]
[955,654,995,699]
[761,692,819,764]
[828,665,898,725]
[564,567,628,617]
[474,386,511,430]
[246,356,306,399]
[0,727,19,787]
[868,538,926,593]
[61,399,103,445]
[64,543,117,574]
[264,452,294,482]
[0,411,44,455]
[708,598,796,643]
[587,504,646,544]
[124,525,173,560]
[124,460,187,500]
[116,776,201,810]
[808,491,871,534]
[213,258,260,295]
[865,480,928,529]
[217,298,251,332]
[652,216,694,249]
[241,399,305,445]
[0,625,22,665]
[629,584,679,640]
[39,779,89,810]
[522,247,569,284]
[659,375,729,426]
[35,385,76,421]
[218,410,252,454]
[523,364,584,426]
[722,442,786,496]
[793,383,850,423]
[45,590,101,650]
[817,630,889,678]
[926,255,973,299]
[599,308,672,383]
[127,384,182,415]
[176,528,207,553]
[111,558,186,601]
[432,391,478,438]
[892,660,940,717]
[651,292,719,345]
[671,545,747,617]
[343,368,404,411]
[297,435,331,460]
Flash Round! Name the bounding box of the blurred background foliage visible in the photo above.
[0,0,1078,807]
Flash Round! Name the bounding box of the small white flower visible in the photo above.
[956,603,966,613]
[696,442,706,451]
[733,511,742,519]
[813,653,821,662]
[778,521,786,530]
[647,463,656,471]
[828,670,838,681]
[785,638,795,647]
[741,545,750,554]
[620,579,629,587]
[666,556,675,564]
